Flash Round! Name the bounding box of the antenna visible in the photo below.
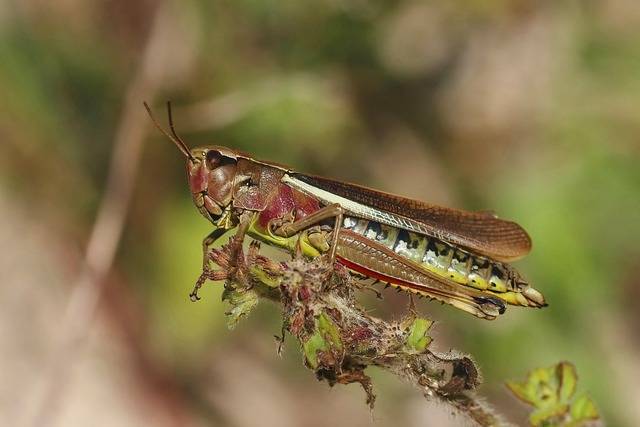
[143,101,194,161]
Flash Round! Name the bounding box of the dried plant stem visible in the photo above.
[23,5,175,426]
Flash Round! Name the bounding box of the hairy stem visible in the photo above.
[202,241,508,427]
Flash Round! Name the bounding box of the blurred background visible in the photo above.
[1,0,639,426]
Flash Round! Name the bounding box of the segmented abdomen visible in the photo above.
[342,216,517,294]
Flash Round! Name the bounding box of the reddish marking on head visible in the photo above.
[188,162,208,194]
[185,148,241,222]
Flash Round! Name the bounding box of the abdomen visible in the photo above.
[339,216,541,308]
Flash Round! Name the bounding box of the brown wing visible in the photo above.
[288,173,531,262]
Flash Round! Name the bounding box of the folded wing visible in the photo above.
[286,173,531,262]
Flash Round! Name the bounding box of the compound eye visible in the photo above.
[206,150,222,168]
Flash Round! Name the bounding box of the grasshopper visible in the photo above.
[145,103,546,320]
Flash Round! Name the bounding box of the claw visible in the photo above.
[190,273,208,302]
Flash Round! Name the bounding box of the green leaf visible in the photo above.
[557,362,578,403]
[302,312,343,369]
[250,265,282,288]
[507,362,600,427]
[530,404,569,427]
[570,394,599,423]
[317,312,343,350]
[222,288,260,330]
[506,381,535,405]
[508,365,559,409]
[302,330,327,369]
[404,318,433,353]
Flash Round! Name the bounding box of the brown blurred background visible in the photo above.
[2,0,640,426]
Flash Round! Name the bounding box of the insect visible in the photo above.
[144,102,546,320]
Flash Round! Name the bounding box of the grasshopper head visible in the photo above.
[187,146,240,224]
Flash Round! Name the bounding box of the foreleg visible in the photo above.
[190,211,256,301]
